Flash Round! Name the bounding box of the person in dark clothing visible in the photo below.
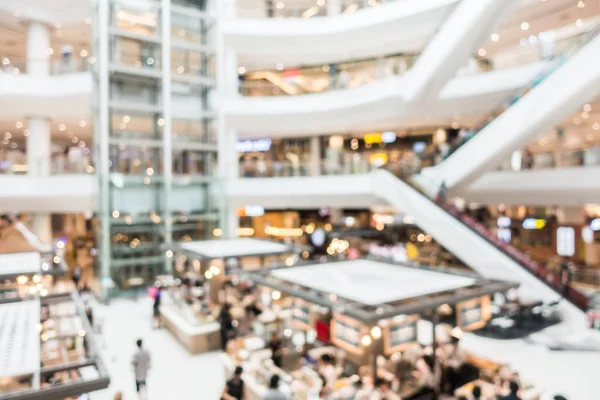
[472,385,482,399]
[268,332,284,368]
[219,303,234,351]
[498,381,521,400]
[152,286,164,329]
[559,261,573,299]
[222,366,244,400]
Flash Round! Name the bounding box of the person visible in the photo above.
[131,339,151,399]
[498,381,521,400]
[262,374,287,400]
[472,385,483,399]
[553,396,567,400]
[222,366,244,400]
[72,265,82,289]
[436,181,448,204]
[353,378,372,400]
[369,378,400,400]
[114,392,123,400]
[317,353,337,389]
[268,332,284,368]
[219,303,235,351]
[559,261,573,299]
[152,286,164,329]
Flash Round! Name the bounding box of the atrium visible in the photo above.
[1,0,600,399]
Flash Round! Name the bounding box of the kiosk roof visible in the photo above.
[0,300,40,379]
[176,238,292,259]
[271,259,477,306]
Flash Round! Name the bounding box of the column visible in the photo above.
[26,117,51,176]
[309,136,321,176]
[30,213,52,245]
[161,0,173,272]
[327,0,341,16]
[27,21,50,76]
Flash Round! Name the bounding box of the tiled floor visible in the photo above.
[91,297,600,400]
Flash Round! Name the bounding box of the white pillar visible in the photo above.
[327,0,341,16]
[161,0,173,271]
[310,136,321,176]
[26,117,51,176]
[27,21,50,76]
[30,213,52,245]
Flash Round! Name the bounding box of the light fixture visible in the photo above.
[491,33,499,42]
[272,290,282,300]
[146,167,154,176]
[32,275,41,283]
[275,62,284,71]
[53,256,60,263]
[23,129,30,137]
[578,1,585,8]
[477,48,486,57]
[584,104,592,112]
[47,47,54,55]
[17,275,28,285]
[80,49,88,57]
[210,266,221,276]
[15,121,23,128]
[317,0,325,5]
[88,57,96,64]
[593,122,600,131]
[4,132,11,139]
[2,58,9,65]
[451,121,459,129]
[157,118,165,126]
[84,17,92,24]
[58,124,66,131]
[276,1,284,9]
[238,66,246,74]
[176,66,185,74]
[123,115,131,123]
[213,228,223,237]
[285,256,294,266]
[370,326,382,339]
[78,120,86,127]
[520,22,529,31]
[361,335,372,346]
[576,19,583,27]
[112,210,120,218]
[204,270,213,279]
[166,250,173,258]
[13,68,20,75]
[582,111,589,119]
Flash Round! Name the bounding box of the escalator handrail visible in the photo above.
[444,22,600,160]
[383,168,590,311]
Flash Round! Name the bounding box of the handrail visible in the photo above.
[390,168,590,311]
[443,22,600,161]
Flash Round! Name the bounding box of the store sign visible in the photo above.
[386,319,418,353]
[364,133,382,144]
[333,319,361,349]
[556,227,575,256]
[381,131,397,143]
[236,138,272,153]
[522,218,546,230]
[241,205,265,217]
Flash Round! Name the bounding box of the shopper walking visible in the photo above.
[218,303,235,351]
[152,286,164,329]
[221,366,245,400]
[498,381,521,400]
[131,339,151,400]
[72,265,82,290]
[267,332,284,368]
[262,375,288,400]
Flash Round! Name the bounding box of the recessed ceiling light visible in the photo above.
[521,22,529,31]
[238,66,246,74]
[276,63,284,70]
[276,1,284,9]
[79,120,87,127]
[58,124,66,131]
[584,104,592,112]
[578,1,585,8]
[80,49,88,57]
[23,129,30,137]
[123,115,131,123]
[15,121,23,129]
[576,19,583,27]
[582,111,590,119]
[491,33,499,42]
[84,17,92,24]
[47,48,54,55]
[593,122,600,131]
[478,48,487,57]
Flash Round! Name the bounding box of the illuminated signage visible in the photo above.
[497,216,511,228]
[381,131,397,143]
[556,227,575,256]
[388,321,417,349]
[236,138,272,153]
[456,296,491,331]
[363,133,382,144]
[238,205,264,217]
[333,319,360,348]
[583,226,594,243]
[522,218,546,230]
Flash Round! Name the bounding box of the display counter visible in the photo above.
[160,304,221,354]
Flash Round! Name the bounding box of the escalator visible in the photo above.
[416,24,600,195]
[373,169,588,319]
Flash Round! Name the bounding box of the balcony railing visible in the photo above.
[498,146,600,171]
[0,56,92,75]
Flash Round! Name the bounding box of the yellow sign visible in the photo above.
[363,133,382,144]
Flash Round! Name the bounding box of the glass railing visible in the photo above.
[234,0,407,19]
[498,146,600,171]
[442,22,600,162]
[0,157,95,175]
[0,57,92,75]
[239,54,418,96]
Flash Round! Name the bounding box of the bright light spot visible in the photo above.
[84,17,92,24]
[58,124,66,131]
[143,177,151,185]
[112,210,120,218]
[576,19,583,27]
[520,22,529,31]
[238,66,246,74]
[213,228,223,237]
[17,275,28,284]
[584,104,592,112]
[578,1,585,8]
[47,47,54,55]
[15,121,23,129]
[276,1,284,9]
[491,33,499,42]
[478,48,486,57]
[146,167,154,176]
[361,335,372,346]
[80,49,88,58]
[157,118,165,126]
[371,326,382,339]
[593,122,600,131]
[88,57,96,64]
[272,290,282,300]
[166,250,173,258]
[275,63,284,71]
[285,256,294,266]
[53,256,60,263]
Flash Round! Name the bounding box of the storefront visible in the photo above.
[237,259,532,399]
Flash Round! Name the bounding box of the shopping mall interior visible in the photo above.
[1,0,600,399]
